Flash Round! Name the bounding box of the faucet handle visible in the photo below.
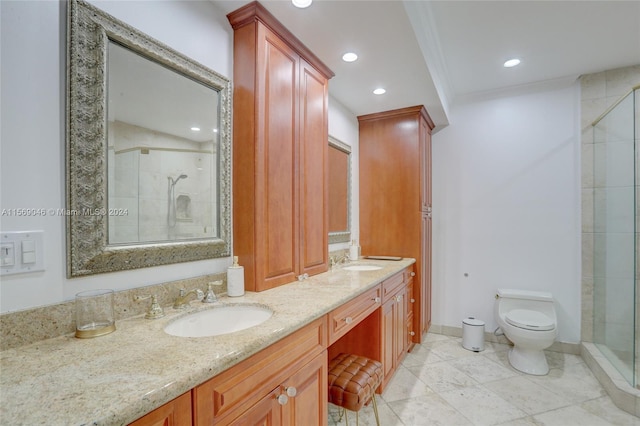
[202,282,219,303]
[134,294,165,319]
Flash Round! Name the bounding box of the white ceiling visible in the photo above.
[212,0,640,129]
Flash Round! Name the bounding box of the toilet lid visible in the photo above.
[505,309,555,331]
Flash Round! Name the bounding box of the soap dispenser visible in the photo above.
[227,256,245,297]
[349,240,360,261]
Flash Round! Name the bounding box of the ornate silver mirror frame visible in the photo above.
[66,0,231,277]
[328,136,352,244]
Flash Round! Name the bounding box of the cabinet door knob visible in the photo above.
[285,386,297,397]
[372,297,381,303]
[343,316,353,324]
[395,295,402,303]
[277,394,288,405]
[410,272,416,277]
[410,331,416,336]
[411,298,415,303]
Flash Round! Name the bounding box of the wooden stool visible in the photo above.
[328,353,383,426]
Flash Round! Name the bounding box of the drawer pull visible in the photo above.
[343,316,353,324]
[373,297,381,303]
[410,272,416,277]
[411,298,415,303]
[285,386,297,397]
[277,394,288,405]
[410,331,416,336]
[395,295,402,303]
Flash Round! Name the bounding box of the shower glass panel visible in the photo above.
[108,147,217,244]
[592,88,637,388]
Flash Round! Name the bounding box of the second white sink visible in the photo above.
[164,305,273,338]
[342,264,383,271]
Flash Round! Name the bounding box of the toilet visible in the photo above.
[494,288,558,375]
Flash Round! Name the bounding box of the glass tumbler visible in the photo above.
[75,289,116,338]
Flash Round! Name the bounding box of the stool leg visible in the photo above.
[355,410,358,426]
[345,408,349,426]
[371,394,380,426]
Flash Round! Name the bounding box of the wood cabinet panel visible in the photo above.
[328,285,381,344]
[283,351,327,426]
[358,106,434,344]
[228,2,333,292]
[128,392,191,426]
[193,317,327,425]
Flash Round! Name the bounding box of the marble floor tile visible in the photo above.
[328,332,638,425]
[527,362,608,403]
[402,344,445,368]
[426,339,479,360]
[379,365,435,403]
[388,393,472,426]
[407,360,478,393]
[532,405,614,426]
[484,375,572,415]
[449,354,519,384]
[439,384,528,425]
[580,396,640,425]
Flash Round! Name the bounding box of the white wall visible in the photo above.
[0,0,234,312]
[431,83,582,343]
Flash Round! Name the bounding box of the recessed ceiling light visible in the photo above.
[292,0,312,8]
[191,127,201,131]
[373,88,386,95]
[342,52,358,62]
[503,58,521,68]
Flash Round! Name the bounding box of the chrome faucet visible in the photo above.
[173,288,204,309]
[202,282,219,303]
[330,254,350,269]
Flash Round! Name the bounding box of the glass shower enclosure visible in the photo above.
[592,86,638,388]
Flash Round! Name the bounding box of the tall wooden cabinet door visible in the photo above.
[128,392,192,426]
[380,299,395,385]
[284,351,327,426]
[298,58,329,277]
[420,115,432,212]
[422,211,432,333]
[255,24,300,290]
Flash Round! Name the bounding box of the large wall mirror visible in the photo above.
[328,136,352,244]
[67,0,231,277]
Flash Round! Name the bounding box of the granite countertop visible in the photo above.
[0,258,415,426]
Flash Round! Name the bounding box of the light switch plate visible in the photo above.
[1,231,44,276]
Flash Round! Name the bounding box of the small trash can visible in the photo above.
[462,317,485,352]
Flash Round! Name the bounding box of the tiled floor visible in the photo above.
[328,333,640,425]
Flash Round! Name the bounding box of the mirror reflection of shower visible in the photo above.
[168,174,188,238]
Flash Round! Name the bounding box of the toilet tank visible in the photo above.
[496,288,553,302]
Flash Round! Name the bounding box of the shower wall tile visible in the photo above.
[581,276,594,342]
[581,232,594,279]
[581,97,611,132]
[605,65,640,98]
[581,71,606,100]
[581,143,594,188]
[581,188,594,233]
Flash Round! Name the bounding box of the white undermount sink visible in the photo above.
[164,305,273,337]
[342,264,383,271]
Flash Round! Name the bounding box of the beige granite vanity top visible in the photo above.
[0,258,414,426]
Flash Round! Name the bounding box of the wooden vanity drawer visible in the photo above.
[193,316,327,425]
[381,271,405,303]
[328,285,381,345]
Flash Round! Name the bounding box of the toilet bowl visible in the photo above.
[494,289,558,375]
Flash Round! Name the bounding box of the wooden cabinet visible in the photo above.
[228,352,326,426]
[328,285,381,344]
[128,392,191,426]
[378,270,410,393]
[358,106,435,342]
[228,2,334,292]
[193,317,327,425]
